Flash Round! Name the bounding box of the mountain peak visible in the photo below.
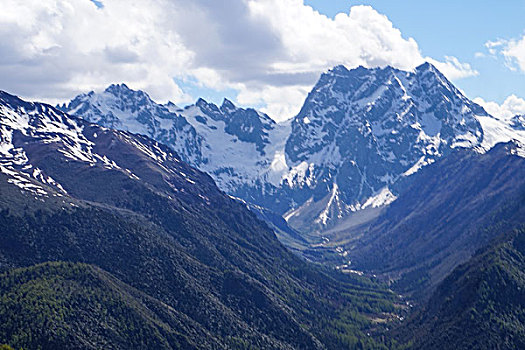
[195,97,209,108]
[196,98,222,116]
[221,98,237,112]
[105,83,132,94]
[327,64,402,78]
[328,64,350,75]
[102,83,154,104]
[164,101,181,112]
[415,61,436,71]
[414,61,447,80]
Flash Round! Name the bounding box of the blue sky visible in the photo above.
[305,0,525,103]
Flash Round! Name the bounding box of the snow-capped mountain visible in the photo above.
[0,91,209,205]
[284,63,488,229]
[61,85,288,194]
[60,84,205,166]
[0,91,92,197]
[60,63,525,232]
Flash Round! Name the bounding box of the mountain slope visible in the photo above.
[0,91,398,349]
[61,64,525,233]
[346,141,525,297]
[0,262,220,350]
[395,228,525,349]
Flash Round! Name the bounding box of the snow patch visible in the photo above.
[475,115,525,151]
[361,187,397,209]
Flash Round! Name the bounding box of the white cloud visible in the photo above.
[0,0,479,121]
[485,40,502,56]
[474,95,525,120]
[248,2,424,74]
[485,36,525,72]
[237,84,312,119]
[0,0,194,104]
[426,56,479,80]
[474,52,486,59]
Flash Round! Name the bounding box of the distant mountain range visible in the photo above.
[59,63,525,232]
[53,63,525,308]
